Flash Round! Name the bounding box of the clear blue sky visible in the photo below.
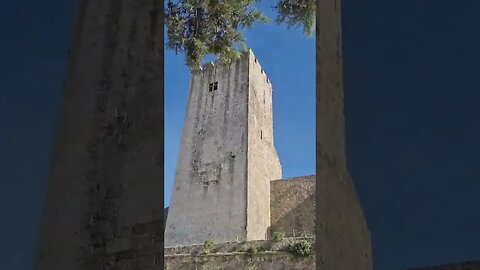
[164,1,316,207]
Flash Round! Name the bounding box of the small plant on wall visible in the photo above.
[247,246,258,255]
[273,231,285,242]
[288,240,312,257]
[203,240,215,254]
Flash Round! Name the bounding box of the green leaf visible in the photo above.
[165,0,268,69]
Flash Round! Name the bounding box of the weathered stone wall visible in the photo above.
[247,50,282,241]
[164,239,315,270]
[270,176,315,237]
[316,0,373,269]
[165,252,315,270]
[89,219,163,269]
[36,0,164,269]
[165,54,251,247]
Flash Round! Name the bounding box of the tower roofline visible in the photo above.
[190,48,273,88]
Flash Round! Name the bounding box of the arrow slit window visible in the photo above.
[209,82,218,92]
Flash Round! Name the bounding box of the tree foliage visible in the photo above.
[165,0,268,68]
[274,0,315,36]
[165,0,316,69]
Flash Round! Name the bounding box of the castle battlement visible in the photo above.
[192,49,273,87]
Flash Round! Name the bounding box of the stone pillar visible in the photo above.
[36,1,164,269]
[316,0,373,269]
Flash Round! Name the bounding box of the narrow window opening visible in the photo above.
[209,81,218,92]
[260,130,263,140]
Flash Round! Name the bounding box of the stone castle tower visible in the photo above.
[36,0,373,269]
[164,50,282,247]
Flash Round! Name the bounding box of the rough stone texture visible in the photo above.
[409,261,480,270]
[165,50,282,247]
[85,219,164,269]
[165,252,315,270]
[165,238,313,255]
[247,50,283,240]
[165,174,316,241]
[36,0,164,269]
[270,176,315,238]
[316,0,373,269]
[164,239,315,270]
[165,54,249,247]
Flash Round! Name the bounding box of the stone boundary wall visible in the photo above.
[165,238,316,270]
[165,252,315,270]
[270,176,316,238]
[164,238,314,255]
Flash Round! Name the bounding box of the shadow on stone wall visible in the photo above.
[269,195,315,238]
[164,207,168,232]
[270,176,316,239]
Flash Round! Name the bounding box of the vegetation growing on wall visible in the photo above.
[247,246,258,254]
[273,231,285,242]
[203,239,215,254]
[288,240,312,257]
